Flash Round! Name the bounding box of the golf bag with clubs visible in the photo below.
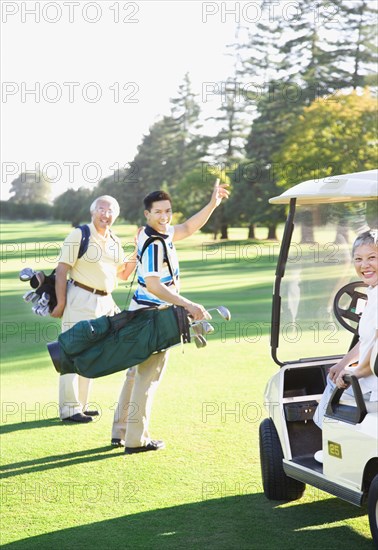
[19,225,90,315]
[48,303,231,378]
[48,304,191,377]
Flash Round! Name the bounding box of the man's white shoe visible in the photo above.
[314,450,323,463]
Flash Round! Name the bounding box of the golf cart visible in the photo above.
[259,170,378,544]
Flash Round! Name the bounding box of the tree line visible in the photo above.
[5,0,377,239]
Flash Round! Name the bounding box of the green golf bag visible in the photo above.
[47,305,191,378]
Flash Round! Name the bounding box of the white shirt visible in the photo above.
[349,285,378,400]
[130,225,180,310]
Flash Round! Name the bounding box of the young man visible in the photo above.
[112,180,229,453]
[51,195,136,422]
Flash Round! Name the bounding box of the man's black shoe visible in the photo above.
[111,438,125,447]
[124,440,165,454]
[63,413,93,423]
[84,410,99,416]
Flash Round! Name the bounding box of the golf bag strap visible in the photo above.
[76,225,117,260]
[139,238,189,343]
[123,234,177,310]
[173,305,191,344]
[139,236,176,286]
[76,224,90,259]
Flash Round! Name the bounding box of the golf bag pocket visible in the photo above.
[59,315,112,356]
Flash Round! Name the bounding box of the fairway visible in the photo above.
[0,221,373,549]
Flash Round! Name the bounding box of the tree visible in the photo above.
[276,0,336,103]
[54,188,94,226]
[242,79,299,240]
[169,72,206,175]
[273,89,377,189]
[175,167,231,239]
[272,0,378,100]
[224,160,285,240]
[235,3,321,238]
[206,78,250,161]
[322,0,378,90]
[204,73,254,239]
[9,171,51,204]
[238,0,377,238]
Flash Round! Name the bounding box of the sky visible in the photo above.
[1,0,243,201]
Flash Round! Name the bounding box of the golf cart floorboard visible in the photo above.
[286,419,322,457]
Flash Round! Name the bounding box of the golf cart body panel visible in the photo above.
[323,410,378,485]
[260,170,378,544]
[282,459,364,506]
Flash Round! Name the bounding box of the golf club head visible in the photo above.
[206,306,231,321]
[32,303,50,316]
[39,305,50,316]
[38,292,50,308]
[218,306,231,321]
[30,271,45,290]
[191,321,214,336]
[19,267,36,282]
[194,334,207,348]
[23,290,39,303]
[202,321,215,334]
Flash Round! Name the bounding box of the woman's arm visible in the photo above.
[336,330,378,387]
[328,342,360,383]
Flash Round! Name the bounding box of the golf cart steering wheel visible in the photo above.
[333,281,368,334]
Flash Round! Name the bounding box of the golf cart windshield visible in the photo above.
[269,170,377,365]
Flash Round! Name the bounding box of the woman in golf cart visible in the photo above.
[314,230,378,455]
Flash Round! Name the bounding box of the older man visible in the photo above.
[51,195,135,422]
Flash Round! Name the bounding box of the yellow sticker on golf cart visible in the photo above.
[328,441,342,459]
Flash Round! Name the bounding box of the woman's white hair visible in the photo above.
[90,195,120,219]
[352,229,378,255]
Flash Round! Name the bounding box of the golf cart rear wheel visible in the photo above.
[259,418,305,501]
[368,474,378,546]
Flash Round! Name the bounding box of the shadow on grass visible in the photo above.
[0,444,118,479]
[0,417,62,435]
[0,494,371,549]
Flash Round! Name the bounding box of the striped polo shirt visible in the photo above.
[130,224,180,310]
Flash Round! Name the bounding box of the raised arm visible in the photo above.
[173,179,229,242]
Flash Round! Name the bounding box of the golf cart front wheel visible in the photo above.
[368,474,378,546]
[259,418,305,501]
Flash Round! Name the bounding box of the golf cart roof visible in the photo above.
[269,169,378,205]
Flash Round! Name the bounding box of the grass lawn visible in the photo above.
[0,221,373,549]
